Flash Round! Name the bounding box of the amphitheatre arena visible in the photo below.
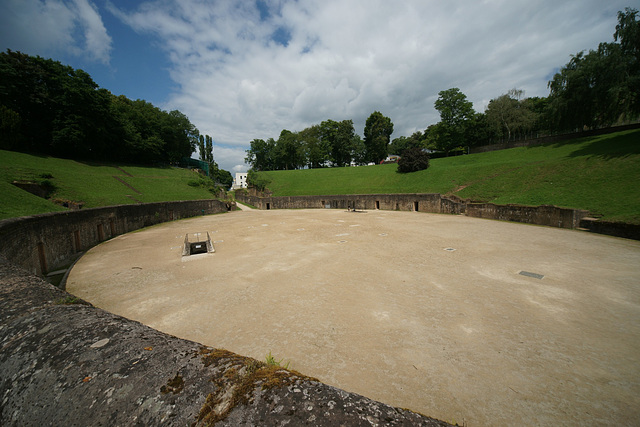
[67,205,640,426]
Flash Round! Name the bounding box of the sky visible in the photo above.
[0,0,633,173]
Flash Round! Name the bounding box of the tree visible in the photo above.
[433,88,475,154]
[0,105,22,150]
[363,111,394,163]
[163,110,198,163]
[245,138,275,171]
[0,50,200,164]
[212,167,233,189]
[463,112,494,147]
[205,135,213,164]
[247,169,271,191]
[350,134,367,166]
[319,119,356,167]
[524,96,552,135]
[397,147,430,173]
[614,7,640,118]
[198,135,206,161]
[273,129,303,170]
[485,89,537,141]
[547,8,640,131]
[389,131,425,156]
[298,124,329,168]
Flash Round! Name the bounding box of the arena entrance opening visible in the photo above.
[182,232,215,256]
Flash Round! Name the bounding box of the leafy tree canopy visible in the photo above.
[547,7,640,130]
[0,50,198,164]
[397,147,430,173]
[364,111,394,163]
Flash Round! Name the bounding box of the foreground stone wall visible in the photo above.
[235,192,588,230]
[0,260,450,426]
[0,199,229,276]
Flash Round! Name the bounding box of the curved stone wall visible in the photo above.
[235,192,588,229]
[0,199,230,276]
[235,191,640,240]
[0,200,451,425]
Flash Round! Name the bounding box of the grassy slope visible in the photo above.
[260,129,640,223]
[0,150,218,220]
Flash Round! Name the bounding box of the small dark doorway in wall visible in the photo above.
[375,200,380,210]
[109,220,116,236]
[97,224,105,241]
[266,203,271,210]
[414,201,419,212]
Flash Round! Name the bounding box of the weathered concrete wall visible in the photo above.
[235,192,589,230]
[0,199,230,276]
[465,203,587,229]
[0,257,450,426]
[579,218,640,240]
[250,193,444,212]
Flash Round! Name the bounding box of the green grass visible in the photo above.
[259,129,640,223]
[3,130,638,223]
[0,150,219,219]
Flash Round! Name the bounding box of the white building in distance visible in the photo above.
[233,172,248,189]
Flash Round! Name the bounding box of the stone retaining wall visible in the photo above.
[0,258,449,426]
[0,199,229,276]
[235,192,588,230]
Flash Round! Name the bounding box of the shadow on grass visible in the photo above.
[550,130,640,160]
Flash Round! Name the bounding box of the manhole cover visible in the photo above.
[444,248,456,252]
[519,271,544,279]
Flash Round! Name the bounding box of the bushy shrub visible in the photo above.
[247,169,271,191]
[397,147,430,173]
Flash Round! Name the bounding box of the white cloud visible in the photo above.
[72,0,112,63]
[4,0,630,172]
[0,0,112,64]
[213,144,251,174]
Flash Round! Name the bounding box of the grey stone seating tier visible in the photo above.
[0,257,451,426]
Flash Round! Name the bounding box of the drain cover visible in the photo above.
[519,271,544,280]
[444,248,456,252]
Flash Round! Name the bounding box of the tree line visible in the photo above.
[244,111,393,171]
[247,7,640,170]
[0,49,233,189]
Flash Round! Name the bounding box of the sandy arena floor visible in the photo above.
[67,208,640,426]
